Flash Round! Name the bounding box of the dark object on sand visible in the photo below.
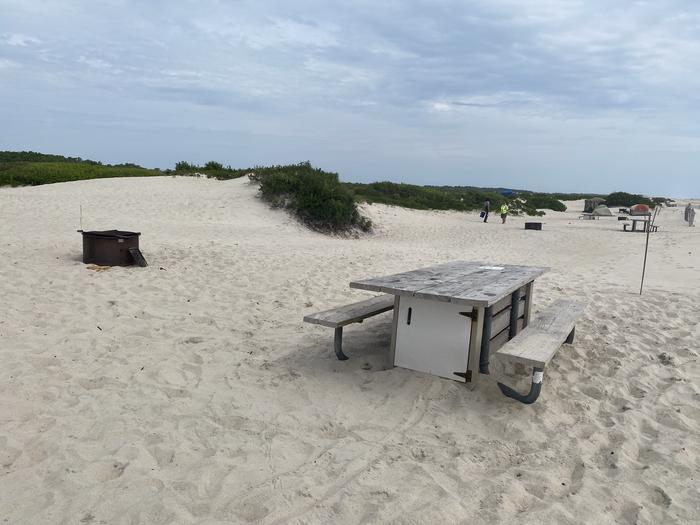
[80,230,147,267]
[524,222,542,230]
[630,203,651,215]
[584,197,606,213]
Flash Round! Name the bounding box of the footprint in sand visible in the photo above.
[629,385,647,399]
[569,462,585,495]
[0,445,21,469]
[77,376,121,390]
[580,384,606,400]
[233,494,271,523]
[148,446,175,468]
[654,409,691,432]
[619,502,644,524]
[640,419,659,439]
[648,486,672,508]
[82,460,129,483]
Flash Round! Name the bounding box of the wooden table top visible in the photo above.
[350,260,549,307]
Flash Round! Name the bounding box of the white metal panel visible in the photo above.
[394,296,472,382]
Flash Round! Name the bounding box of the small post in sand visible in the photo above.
[640,206,660,295]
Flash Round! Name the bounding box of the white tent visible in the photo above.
[584,198,606,213]
[592,204,613,217]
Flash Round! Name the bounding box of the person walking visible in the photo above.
[482,199,490,223]
[689,205,696,227]
[685,202,693,222]
[500,202,509,224]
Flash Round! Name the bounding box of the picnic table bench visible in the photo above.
[495,299,585,403]
[303,294,395,360]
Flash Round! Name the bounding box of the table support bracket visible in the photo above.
[498,367,544,404]
[334,327,349,361]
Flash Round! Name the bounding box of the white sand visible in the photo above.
[0,177,698,524]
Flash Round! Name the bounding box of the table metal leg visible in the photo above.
[498,367,544,404]
[565,326,575,344]
[509,288,521,339]
[387,296,400,368]
[334,327,348,361]
[466,306,485,389]
[523,281,534,328]
[479,306,493,374]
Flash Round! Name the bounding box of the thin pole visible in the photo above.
[640,206,659,295]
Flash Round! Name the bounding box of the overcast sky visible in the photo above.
[2,0,699,196]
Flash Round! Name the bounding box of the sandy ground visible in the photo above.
[0,176,698,525]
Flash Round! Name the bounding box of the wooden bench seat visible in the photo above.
[495,299,585,404]
[304,294,395,360]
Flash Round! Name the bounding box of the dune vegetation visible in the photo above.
[1,151,662,232]
[0,151,161,186]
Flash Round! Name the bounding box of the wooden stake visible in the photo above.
[640,207,659,295]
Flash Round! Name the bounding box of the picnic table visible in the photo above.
[623,215,657,233]
[349,261,549,387]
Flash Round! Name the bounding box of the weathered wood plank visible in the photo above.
[496,299,586,368]
[415,268,542,307]
[489,319,525,353]
[303,294,395,328]
[349,262,478,298]
[350,261,488,292]
[491,284,528,316]
[528,300,586,333]
[350,261,548,307]
[491,299,525,335]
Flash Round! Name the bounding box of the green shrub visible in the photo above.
[0,160,161,186]
[652,196,673,206]
[605,191,654,207]
[549,193,604,201]
[257,163,370,232]
[343,181,561,216]
[173,160,248,180]
[204,161,224,171]
[344,181,502,212]
[524,194,567,212]
[0,151,99,164]
[175,161,197,172]
[506,199,542,217]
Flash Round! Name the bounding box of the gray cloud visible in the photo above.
[1,0,699,196]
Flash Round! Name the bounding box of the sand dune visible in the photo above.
[0,177,698,524]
